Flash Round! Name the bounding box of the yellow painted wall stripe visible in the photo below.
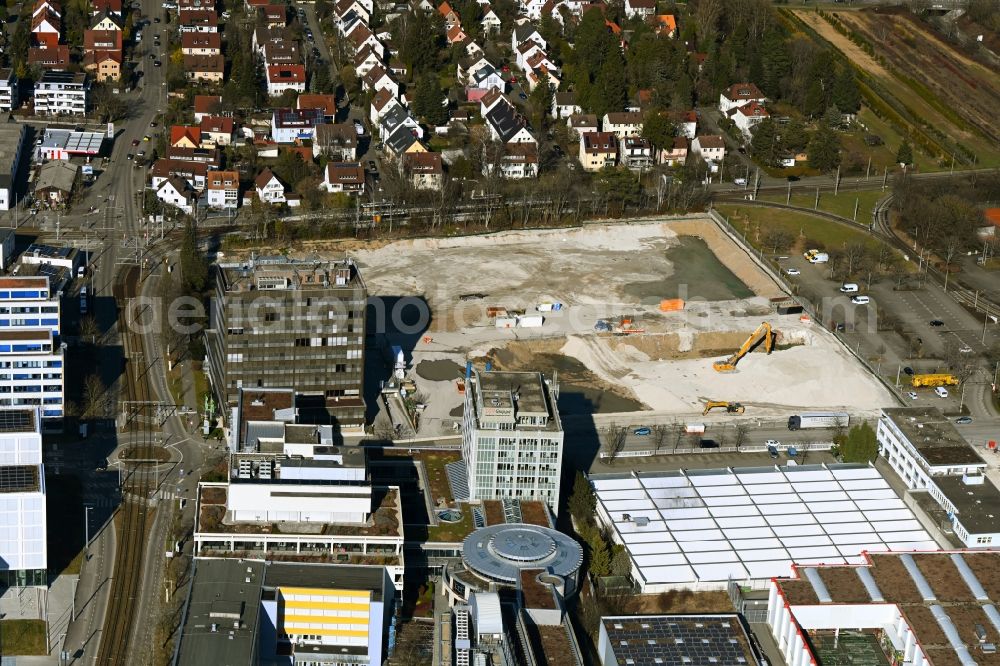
[279,587,370,599]
[282,614,369,625]
[282,600,371,612]
[282,627,369,638]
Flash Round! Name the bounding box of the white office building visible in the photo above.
[0,408,46,587]
[0,277,64,428]
[877,407,1000,547]
[34,71,89,116]
[461,369,564,513]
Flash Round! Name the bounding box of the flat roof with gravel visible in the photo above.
[882,407,986,466]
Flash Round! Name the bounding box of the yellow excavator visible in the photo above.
[713,322,775,372]
[703,401,746,416]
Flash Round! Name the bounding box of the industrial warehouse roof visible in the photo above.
[591,464,937,588]
[462,523,582,584]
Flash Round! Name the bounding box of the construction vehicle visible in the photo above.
[702,401,745,416]
[713,322,775,372]
[911,373,959,388]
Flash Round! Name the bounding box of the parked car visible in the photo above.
[353,120,364,136]
[930,319,945,327]
[935,387,949,398]
[851,295,870,305]
[367,160,377,171]
[633,427,651,436]
[131,138,140,146]
[960,345,973,353]
[955,416,973,424]
[154,60,161,67]
[767,445,779,459]
[519,92,527,99]
[906,391,918,400]
[785,268,800,276]
[699,439,719,449]
[903,366,914,375]
[126,153,133,160]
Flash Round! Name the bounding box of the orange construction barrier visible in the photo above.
[659,299,685,312]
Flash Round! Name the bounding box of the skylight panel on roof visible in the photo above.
[665,517,717,532]
[766,513,815,527]
[640,475,691,489]
[861,509,914,522]
[739,548,790,562]
[635,553,689,567]
[809,500,861,514]
[838,479,891,491]
[757,502,808,516]
[799,491,851,504]
[693,562,748,580]
[784,469,835,482]
[673,529,726,542]
[871,520,923,533]
[644,564,696,583]
[830,467,882,480]
[742,483,793,495]
[591,478,641,491]
[659,507,712,521]
[715,518,769,531]
[849,489,899,501]
[696,485,747,498]
[745,560,794,578]
[687,474,740,487]
[687,550,740,564]
[621,531,674,544]
[788,546,841,560]
[708,505,761,518]
[790,481,842,493]
[752,493,800,505]
[627,541,681,555]
[773,524,825,537]
[678,540,733,553]
[781,535,833,548]
[735,471,787,484]
[825,522,876,535]
[852,498,903,511]
[701,494,753,507]
[816,511,866,524]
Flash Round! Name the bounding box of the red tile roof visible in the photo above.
[170,125,202,147]
[267,64,306,83]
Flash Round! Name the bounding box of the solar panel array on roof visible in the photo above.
[0,409,33,433]
[0,465,39,492]
[592,464,937,588]
[601,615,763,666]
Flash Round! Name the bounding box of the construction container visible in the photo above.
[659,299,685,312]
[517,315,544,328]
[684,423,706,434]
[495,317,517,328]
[486,306,508,318]
[536,303,563,312]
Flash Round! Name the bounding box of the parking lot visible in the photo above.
[778,250,999,411]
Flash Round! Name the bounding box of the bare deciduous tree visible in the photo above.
[603,423,628,465]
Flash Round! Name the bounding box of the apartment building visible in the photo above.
[578,131,617,172]
[34,71,88,116]
[0,69,19,112]
[0,277,63,429]
[0,124,27,210]
[207,257,367,429]
[205,170,239,209]
[461,370,564,513]
[0,408,46,587]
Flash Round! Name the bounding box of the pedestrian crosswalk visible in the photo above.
[155,489,182,501]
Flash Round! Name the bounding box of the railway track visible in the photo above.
[95,265,157,666]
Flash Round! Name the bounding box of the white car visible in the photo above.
[764,439,780,447]
[935,387,949,398]
[851,295,870,305]
[785,268,800,276]
[906,391,918,400]
[959,345,973,353]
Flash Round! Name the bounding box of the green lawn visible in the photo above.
[758,189,885,224]
[851,107,939,173]
[715,204,881,252]
[0,620,47,655]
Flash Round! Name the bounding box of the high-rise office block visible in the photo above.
[462,370,564,513]
[207,256,367,429]
[0,408,46,587]
[0,277,64,429]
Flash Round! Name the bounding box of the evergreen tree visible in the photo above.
[568,471,595,523]
[807,125,842,172]
[750,118,780,167]
[642,111,675,150]
[589,537,611,577]
[804,79,827,118]
[782,118,809,152]
[672,70,694,110]
[832,66,861,114]
[527,82,553,134]
[311,64,334,94]
[823,104,843,129]
[412,75,448,126]
[594,44,627,118]
[401,10,442,74]
[896,140,913,166]
[840,423,878,463]
[179,219,208,294]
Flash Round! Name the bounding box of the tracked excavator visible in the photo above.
[713,322,774,372]
[702,401,746,415]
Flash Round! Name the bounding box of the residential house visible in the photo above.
[178,10,219,33]
[83,28,122,53]
[730,101,769,137]
[671,109,697,139]
[28,46,71,71]
[150,159,209,191]
[457,54,492,85]
[511,21,545,52]
[205,170,240,209]
[266,64,306,96]
[602,111,643,139]
[691,134,726,164]
[347,23,383,57]
[193,95,222,122]
[89,10,120,32]
[718,82,766,114]
[446,24,468,44]
[567,113,598,137]
[438,1,459,30]
[156,177,196,215]
[362,66,398,98]
[313,124,358,161]
[0,70,18,112]
[261,4,286,28]
[178,0,215,12]
[261,41,301,66]
[480,5,500,32]
[166,146,221,168]
[87,52,121,82]
[34,71,87,115]
[181,31,221,55]
[184,54,225,83]
[353,45,383,78]
[384,124,425,157]
[499,143,538,179]
[31,10,61,49]
[90,0,122,17]
[624,0,654,19]
[34,160,78,206]
[621,136,654,170]
[514,39,546,71]
[271,108,324,144]
[380,105,423,140]
[551,92,581,119]
[370,88,403,125]
[403,152,443,190]
[297,94,337,122]
[336,0,370,24]
[479,87,506,118]
[467,64,505,101]
[579,131,617,172]
[658,136,688,166]
[199,116,234,147]
[652,14,676,37]
[254,169,293,205]
[170,125,202,149]
[485,100,533,145]
[320,162,365,195]
[32,0,60,20]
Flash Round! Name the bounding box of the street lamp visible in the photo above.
[83,505,93,560]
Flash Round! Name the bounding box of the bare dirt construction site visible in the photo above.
[352,218,893,433]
